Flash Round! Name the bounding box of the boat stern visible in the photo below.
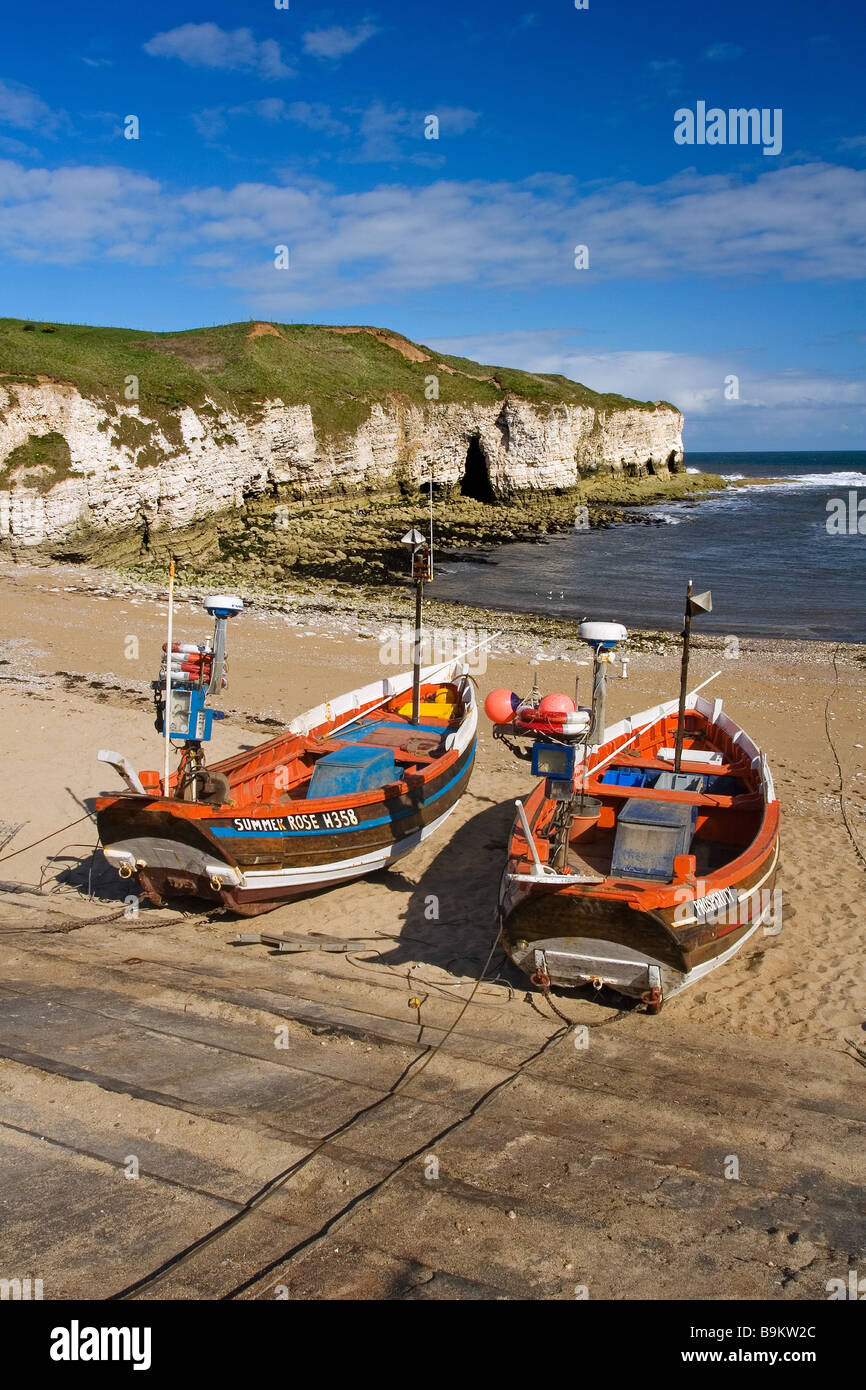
[96,794,245,908]
[509,934,668,1008]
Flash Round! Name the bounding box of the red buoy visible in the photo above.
[484,688,521,724]
[537,693,576,717]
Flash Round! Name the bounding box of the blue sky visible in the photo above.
[0,0,864,448]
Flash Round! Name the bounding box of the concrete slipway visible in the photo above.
[0,872,862,1302]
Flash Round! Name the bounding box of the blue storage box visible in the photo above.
[308,744,398,800]
[611,776,703,881]
[704,774,743,796]
[600,766,657,788]
[611,798,697,881]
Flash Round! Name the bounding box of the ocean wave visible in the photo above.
[631,470,866,526]
[731,471,866,491]
[686,467,700,474]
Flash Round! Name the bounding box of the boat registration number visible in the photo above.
[693,887,738,921]
[232,810,360,833]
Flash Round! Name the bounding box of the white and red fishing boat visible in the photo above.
[487,588,780,1010]
[96,542,478,915]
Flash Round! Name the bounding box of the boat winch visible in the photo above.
[153,594,243,801]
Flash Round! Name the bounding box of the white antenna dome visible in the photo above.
[578,620,627,646]
[203,595,244,618]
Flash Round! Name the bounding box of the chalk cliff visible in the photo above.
[0,321,683,550]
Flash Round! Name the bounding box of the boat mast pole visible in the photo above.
[163,556,176,796]
[411,548,424,725]
[428,467,434,581]
[400,525,432,727]
[673,579,693,774]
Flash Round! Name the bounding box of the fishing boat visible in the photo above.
[96,540,478,915]
[486,587,780,1010]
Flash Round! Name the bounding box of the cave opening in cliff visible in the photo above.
[460,435,496,504]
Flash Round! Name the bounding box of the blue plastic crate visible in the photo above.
[600,766,650,788]
[308,744,398,800]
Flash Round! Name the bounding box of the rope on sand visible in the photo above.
[0,813,92,865]
[824,644,866,875]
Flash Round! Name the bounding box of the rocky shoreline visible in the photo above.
[3,550,861,680]
[77,468,730,589]
[7,466,854,669]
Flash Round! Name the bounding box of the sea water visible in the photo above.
[433,453,866,642]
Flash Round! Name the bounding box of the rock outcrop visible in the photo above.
[0,371,682,552]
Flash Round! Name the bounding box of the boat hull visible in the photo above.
[501,835,779,1004]
[99,741,474,915]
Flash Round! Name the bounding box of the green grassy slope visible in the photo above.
[0,318,676,443]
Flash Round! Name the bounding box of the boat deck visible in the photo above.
[348,715,453,760]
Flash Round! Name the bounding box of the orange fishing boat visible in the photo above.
[488,591,780,1010]
[97,660,477,916]
[96,540,479,915]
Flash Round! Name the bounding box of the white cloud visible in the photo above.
[0,134,41,158]
[353,102,479,162]
[144,24,293,80]
[0,152,860,443]
[302,24,379,61]
[190,98,473,157]
[426,331,866,428]
[0,161,174,264]
[283,101,351,137]
[193,99,350,141]
[0,78,63,134]
[647,58,684,96]
[192,107,228,140]
[0,158,862,296]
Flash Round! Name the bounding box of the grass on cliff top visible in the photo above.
[0,318,674,444]
[0,431,72,492]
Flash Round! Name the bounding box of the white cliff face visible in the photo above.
[0,381,683,548]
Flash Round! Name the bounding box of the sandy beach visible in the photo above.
[1,556,863,1045]
[0,555,864,1300]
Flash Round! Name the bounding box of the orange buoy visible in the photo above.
[484,688,521,724]
[537,692,576,717]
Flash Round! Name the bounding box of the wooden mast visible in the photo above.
[163,556,176,795]
[401,527,428,727]
[673,580,712,773]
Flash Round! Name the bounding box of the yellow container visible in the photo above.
[396,688,459,720]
